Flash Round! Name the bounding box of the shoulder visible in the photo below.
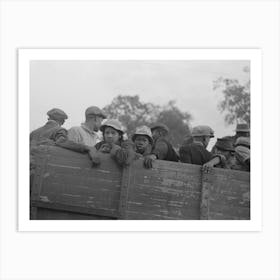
[179,144,191,152]
[68,126,84,135]
[68,126,81,131]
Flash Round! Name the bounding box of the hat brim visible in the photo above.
[100,125,123,134]
[132,134,153,144]
[215,144,235,152]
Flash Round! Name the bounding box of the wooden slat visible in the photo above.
[200,167,250,220]
[31,146,122,218]
[121,159,202,220]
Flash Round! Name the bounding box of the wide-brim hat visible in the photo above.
[215,137,235,152]
[234,136,250,148]
[235,123,250,132]
[150,123,169,133]
[100,119,124,134]
[132,126,153,144]
[191,125,214,138]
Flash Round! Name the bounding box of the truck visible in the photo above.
[30,145,250,220]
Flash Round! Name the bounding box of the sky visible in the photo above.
[30,60,250,148]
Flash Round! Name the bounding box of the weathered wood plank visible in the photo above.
[31,146,122,218]
[200,168,250,220]
[35,208,116,220]
[121,159,202,220]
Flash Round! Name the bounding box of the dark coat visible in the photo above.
[152,137,178,162]
[30,120,67,146]
[179,142,212,165]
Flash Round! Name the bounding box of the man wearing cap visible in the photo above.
[30,108,68,146]
[179,125,214,165]
[67,106,106,147]
[143,123,178,169]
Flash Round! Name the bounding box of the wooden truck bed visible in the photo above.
[30,146,250,220]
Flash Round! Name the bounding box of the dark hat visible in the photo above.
[191,125,214,138]
[150,123,169,133]
[85,106,106,119]
[235,123,250,132]
[47,108,68,120]
[215,137,235,152]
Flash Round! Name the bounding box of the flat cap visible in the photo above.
[47,108,68,120]
[85,106,106,119]
[191,125,214,137]
[150,123,169,133]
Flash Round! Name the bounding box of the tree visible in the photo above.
[103,95,192,148]
[157,101,192,148]
[213,67,250,125]
[103,95,160,134]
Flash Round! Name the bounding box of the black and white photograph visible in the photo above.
[19,49,261,230]
[1,1,280,280]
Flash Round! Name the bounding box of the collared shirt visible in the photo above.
[67,123,101,147]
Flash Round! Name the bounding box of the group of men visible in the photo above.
[30,106,250,172]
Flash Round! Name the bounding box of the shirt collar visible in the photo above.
[81,123,97,135]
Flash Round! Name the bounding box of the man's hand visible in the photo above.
[202,162,215,174]
[88,147,101,166]
[143,154,157,169]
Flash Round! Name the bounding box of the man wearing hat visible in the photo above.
[30,108,68,146]
[179,125,214,165]
[67,106,106,147]
[132,126,153,156]
[229,123,250,144]
[143,123,178,169]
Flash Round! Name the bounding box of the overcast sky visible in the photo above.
[30,60,250,148]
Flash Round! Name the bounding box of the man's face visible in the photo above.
[151,129,160,140]
[92,116,103,131]
[54,118,65,126]
[134,135,150,153]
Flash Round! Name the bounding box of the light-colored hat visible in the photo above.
[85,106,106,119]
[132,126,153,144]
[100,119,124,134]
[47,108,68,120]
[150,123,169,133]
[191,125,214,137]
[235,137,250,148]
[235,123,250,132]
